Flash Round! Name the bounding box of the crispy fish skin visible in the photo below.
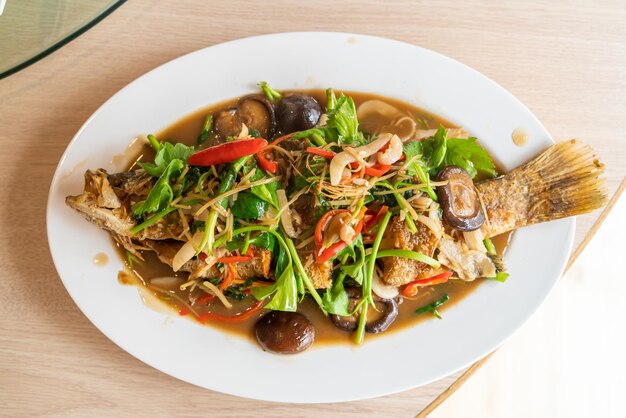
[380,139,607,286]
[149,239,332,289]
[380,216,438,286]
[301,253,332,289]
[145,240,272,280]
[477,139,608,237]
[68,169,333,288]
[65,169,185,241]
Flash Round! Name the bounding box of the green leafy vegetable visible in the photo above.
[421,126,448,172]
[483,238,497,255]
[258,265,298,311]
[413,126,496,179]
[326,91,360,144]
[338,235,365,284]
[125,251,142,268]
[224,279,254,301]
[355,211,393,344]
[198,114,213,145]
[322,275,350,315]
[133,140,191,216]
[147,134,161,152]
[130,206,176,234]
[488,272,509,282]
[445,138,496,178]
[215,168,237,208]
[250,237,297,311]
[197,160,245,254]
[402,141,423,174]
[290,89,361,145]
[415,294,450,319]
[226,232,276,252]
[225,226,322,313]
[132,159,184,216]
[323,235,366,315]
[402,141,438,200]
[246,163,279,208]
[376,249,441,268]
[138,141,194,177]
[285,238,326,310]
[190,220,205,233]
[326,87,337,110]
[483,238,508,282]
[258,81,282,102]
[230,192,269,219]
[291,127,328,142]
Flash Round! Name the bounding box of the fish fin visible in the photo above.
[519,139,607,223]
[478,139,607,236]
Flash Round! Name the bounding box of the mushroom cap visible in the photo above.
[277,93,322,134]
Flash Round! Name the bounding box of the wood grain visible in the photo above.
[0,1,624,417]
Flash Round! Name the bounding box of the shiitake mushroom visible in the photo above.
[237,94,276,138]
[277,93,322,133]
[214,94,276,139]
[254,311,315,354]
[214,108,242,138]
[436,166,485,231]
[330,288,399,334]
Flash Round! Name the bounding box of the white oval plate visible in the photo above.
[47,32,573,403]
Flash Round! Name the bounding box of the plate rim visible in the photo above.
[46,31,575,403]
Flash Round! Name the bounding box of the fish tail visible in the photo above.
[477,139,607,237]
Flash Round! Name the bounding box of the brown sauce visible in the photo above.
[93,252,109,266]
[512,127,528,146]
[114,89,512,346]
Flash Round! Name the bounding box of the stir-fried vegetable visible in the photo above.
[132,138,196,218]
[230,192,268,219]
[116,84,505,349]
[355,210,393,344]
[483,237,510,282]
[415,294,450,319]
[198,114,213,145]
[401,272,452,297]
[258,81,282,103]
[188,138,268,166]
[256,150,279,174]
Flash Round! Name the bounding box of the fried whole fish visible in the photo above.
[380,139,607,285]
[66,169,333,288]
[145,240,272,279]
[66,169,187,241]
[66,139,606,288]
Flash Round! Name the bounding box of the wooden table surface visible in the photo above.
[1,1,624,416]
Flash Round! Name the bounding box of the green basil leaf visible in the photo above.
[230,192,269,219]
[322,276,350,315]
[132,159,184,216]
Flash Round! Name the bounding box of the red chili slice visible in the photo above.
[306,147,336,159]
[306,147,392,177]
[188,138,268,166]
[196,295,215,304]
[315,221,364,263]
[314,209,349,247]
[256,151,279,174]
[363,206,389,232]
[401,271,453,297]
[217,255,254,264]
